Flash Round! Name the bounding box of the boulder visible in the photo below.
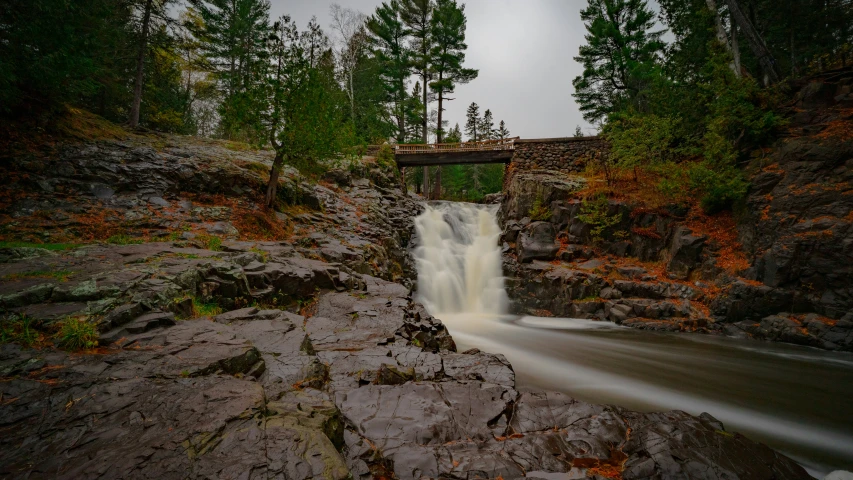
[667,226,707,279]
[516,221,559,263]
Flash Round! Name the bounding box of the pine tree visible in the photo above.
[574,125,585,137]
[400,0,434,197]
[480,108,494,140]
[189,0,271,140]
[496,120,510,139]
[429,0,477,143]
[405,82,425,142]
[367,0,410,142]
[464,102,480,141]
[399,0,433,143]
[572,0,664,123]
[445,122,462,142]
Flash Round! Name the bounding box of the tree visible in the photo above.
[0,0,134,118]
[405,82,425,141]
[574,125,584,137]
[330,4,367,124]
[429,0,477,143]
[480,108,494,140]
[464,102,480,141]
[399,0,433,196]
[366,0,410,142]
[571,0,664,123]
[496,120,510,139]
[189,0,271,141]
[261,16,352,206]
[399,0,433,143]
[445,122,462,142]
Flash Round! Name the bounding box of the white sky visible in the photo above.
[270,0,661,139]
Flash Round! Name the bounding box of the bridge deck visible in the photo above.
[394,137,517,167]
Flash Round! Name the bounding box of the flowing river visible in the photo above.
[412,201,853,478]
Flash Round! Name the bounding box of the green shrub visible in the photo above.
[196,234,222,251]
[375,143,396,169]
[55,318,98,350]
[528,196,552,221]
[688,162,749,214]
[577,194,622,241]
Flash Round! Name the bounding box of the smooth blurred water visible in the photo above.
[413,202,853,477]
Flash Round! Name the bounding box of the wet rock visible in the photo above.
[517,222,559,263]
[667,226,706,279]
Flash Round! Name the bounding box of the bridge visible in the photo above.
[394,137,518,167]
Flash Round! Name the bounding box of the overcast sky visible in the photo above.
[270,1,657,139]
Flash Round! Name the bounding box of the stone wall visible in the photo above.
[510,136,609,176]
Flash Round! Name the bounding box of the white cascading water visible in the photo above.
[413,202,508,316]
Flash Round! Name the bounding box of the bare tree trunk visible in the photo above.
[732,14,742,76]
[707,0,741,77]
[129,0,154,128]
[725,0,781,84]
[265,153,284,208]
[434,84,445,200]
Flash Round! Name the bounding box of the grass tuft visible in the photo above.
[0,315,42,348]
[192,297,222,317]
[54,318,99,350]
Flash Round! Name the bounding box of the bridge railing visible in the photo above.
[395,137,519,154]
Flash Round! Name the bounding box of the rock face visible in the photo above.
[0,258,811,479]
[517,221,559,263]
[498,73,853,352]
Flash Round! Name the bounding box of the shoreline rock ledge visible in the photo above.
[0,248,811,479]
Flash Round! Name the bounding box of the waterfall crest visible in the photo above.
[413,202,508,316]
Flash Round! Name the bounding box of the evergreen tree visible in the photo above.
[429,0,477,143]
[572,0,664,123]
[399,0,433,143]
[479,108,494,140]
[366,0,410,142]
[0,0,134,117]
[445,122,462,142]
[261,16,352,206]
[496,120,510,139]
[405,82,426,142]
[189,0,271,141]
[464,102,480,141]
[574,125,584,137]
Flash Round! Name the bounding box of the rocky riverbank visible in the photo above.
[0,124,816,478]
[499,73,853,353]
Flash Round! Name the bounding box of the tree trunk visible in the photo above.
[129,0,154,128]
[265,152,285,208]
[732,13,742,76]
[725,0,781,84]
[707,0,740,77]
[434,86,444,200]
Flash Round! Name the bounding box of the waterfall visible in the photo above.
[413,201,509,316]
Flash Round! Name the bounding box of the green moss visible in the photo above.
[3,269,75,282]
[0,241,80,251]
[106,234,144,245]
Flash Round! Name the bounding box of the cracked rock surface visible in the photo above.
[1,261,811,479]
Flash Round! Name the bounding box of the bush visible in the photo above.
[528,196,552,221]
[375,143,395,169]
[577,193,622,241]
[605,112,681,175]
[688,162,749,214]
[55,318,98,350]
